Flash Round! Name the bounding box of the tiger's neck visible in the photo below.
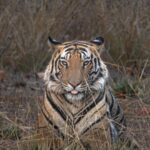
[42,89,107,137]
[46,89,104,115]
[42,89,106,126]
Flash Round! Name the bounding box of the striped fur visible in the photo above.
[41,37,127,148]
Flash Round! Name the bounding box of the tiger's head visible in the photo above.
[44,37,108,101]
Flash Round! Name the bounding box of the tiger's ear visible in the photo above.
[47,36,62,49]
[90,36,105,53]
[90,36,104,45]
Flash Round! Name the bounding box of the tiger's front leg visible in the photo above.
[109,121,119,144]
[109,119,140,149]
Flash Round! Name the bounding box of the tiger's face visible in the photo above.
[44,37,108,101]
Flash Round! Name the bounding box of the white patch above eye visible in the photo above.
[66,53,70,60]
[60,51,71,61]
[85,48,91,56]
[80,48,91,60]
[60,51,68,59]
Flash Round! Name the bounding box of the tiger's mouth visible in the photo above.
[61,83,89,101]
[70,90,79,95]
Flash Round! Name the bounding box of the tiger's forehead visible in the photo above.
[57,40,99,58]
[62,40,96,48]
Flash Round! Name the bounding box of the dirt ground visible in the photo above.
[0,70,150,150]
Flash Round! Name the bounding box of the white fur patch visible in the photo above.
[65,93,84,101]
[110,122,118,142]
[91,60,109,91]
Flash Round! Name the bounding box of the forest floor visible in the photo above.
[0,68,150,150]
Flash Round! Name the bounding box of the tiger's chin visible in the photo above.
[64,92,85,102]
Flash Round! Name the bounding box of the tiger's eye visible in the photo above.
[60,60,68,67]
[83,61,90,66]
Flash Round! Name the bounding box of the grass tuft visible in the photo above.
[0,125,21,140]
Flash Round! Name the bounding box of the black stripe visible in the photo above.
[41,108,64,139]
[82,113,107,135]
[97,71,103,78]
[74,90,105,124]
[79,52,82,59]
[46,92,67,121]
[64,44,73,49]
[50,75,56,81]
[79,48,87,52]
[94,58,97,71]
[65,48,74,52]
[89,70,99,76]
[77,44,89,47]
[55,56,60,70]
[85,57,91,59]
[115,105,121,116]
[60,56,65,59]
[80,51,86,57]
[50,59,54,74]
[63,42,92,48]
[91,71,103,84]
[109,91,114,111]
[98,59,101,66]
[119,115,125,125]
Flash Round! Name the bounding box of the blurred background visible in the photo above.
[0,0,150,149]
[0,0,150,73]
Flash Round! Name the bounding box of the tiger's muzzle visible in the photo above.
[62,83,87,101]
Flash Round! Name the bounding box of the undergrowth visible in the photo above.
[0,0,149,72]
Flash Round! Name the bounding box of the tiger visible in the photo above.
[39,36,139,149]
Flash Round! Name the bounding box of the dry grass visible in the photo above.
[0,72,150,150]
[0,0,150,149]
[0,0,150,71]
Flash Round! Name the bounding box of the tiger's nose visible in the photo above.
[69,81,81,88]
